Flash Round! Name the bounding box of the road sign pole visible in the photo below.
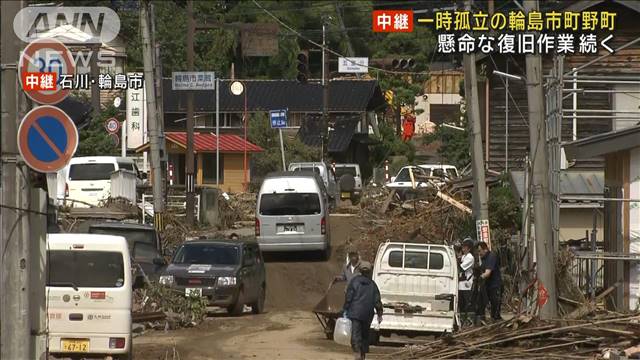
[216,77,220,187]
[279,128,286,171]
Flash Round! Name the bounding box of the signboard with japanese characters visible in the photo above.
[172,72,215,90]
[269,109,287,128]
[126,72,147,149]
[338,57,369,73]
[476,219,491,249]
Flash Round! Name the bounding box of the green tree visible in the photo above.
[248,113,320,179]
[76,104,121,156]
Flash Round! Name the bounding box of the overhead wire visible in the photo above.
[251,0,431,76]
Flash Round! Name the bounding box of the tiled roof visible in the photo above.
[162,79,385,113]
[135,132,263,153]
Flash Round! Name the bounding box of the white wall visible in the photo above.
[414,93,462,134]
[612,84,640,131]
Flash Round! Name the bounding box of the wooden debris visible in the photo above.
[387,313,640,359]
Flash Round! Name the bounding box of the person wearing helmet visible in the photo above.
[458,238,475,327]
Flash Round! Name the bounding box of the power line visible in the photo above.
[251,0,430,76]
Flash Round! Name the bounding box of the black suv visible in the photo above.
[159,239,266,315]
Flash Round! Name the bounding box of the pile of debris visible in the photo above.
[351,185,472,262]
[387,312,640,359]
[218,192,256,229]
[132,282,209,335]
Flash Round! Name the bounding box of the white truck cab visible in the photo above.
[371,242,458,338]
[46,233,132,359]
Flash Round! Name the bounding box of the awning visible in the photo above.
[135,132,263,153]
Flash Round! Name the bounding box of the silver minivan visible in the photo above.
[256,171,331,258]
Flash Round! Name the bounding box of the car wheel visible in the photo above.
[251,284,266,314]
[228,288,245,316]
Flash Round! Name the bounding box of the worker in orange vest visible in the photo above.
[402,114,416,142]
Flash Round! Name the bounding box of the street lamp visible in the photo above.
[230,81,248,191]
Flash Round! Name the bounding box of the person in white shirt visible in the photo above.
[458,238,475,327]
[334,251,361,285]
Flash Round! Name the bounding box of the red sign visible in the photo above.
[22,72,58,91]
[90,291,106,300]
[372,10,414,32]
[537,282,549,306]
[105,117,121,134]
[19,38,76,105]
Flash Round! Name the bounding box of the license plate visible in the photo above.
[341,192,351,198]
[283,224,298,232]
[61,339,89,352]
[185,288,202,297]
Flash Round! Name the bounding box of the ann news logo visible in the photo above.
[372,10,414,33]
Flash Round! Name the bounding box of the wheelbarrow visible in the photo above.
[312,280,347,340]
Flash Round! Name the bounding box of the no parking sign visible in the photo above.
[17,106,78,173]
[19,38,75,105]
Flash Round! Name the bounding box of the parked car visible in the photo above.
[159,239,266,315]
[64,156,145,207]
[369,242,458,343]
[88,222,166,281]
[288,162,338,206]
[47,233,133,359]
[256,171,331,258]
[417,164,459,186]
[333,163,363,201]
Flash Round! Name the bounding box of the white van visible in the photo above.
[256,171,331,257]
[371,242,458,340]
[47,233,132,359]
[288,162,338,204]
[65,156,142,207]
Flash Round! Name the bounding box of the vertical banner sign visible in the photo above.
[126,72,147,149]
[476,219,491,248]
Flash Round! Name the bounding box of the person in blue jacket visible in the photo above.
[342,261,383,360]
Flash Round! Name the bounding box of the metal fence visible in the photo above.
[569,253,605,297]
[140,194,200,224]
[110,170,137,203]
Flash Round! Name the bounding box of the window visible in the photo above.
[117,162,134,171]
[89,227,157,254]
[335,167,357,178]
[202,153,224,184]
[395,169,410,182]
[243,247,255,266]
[259,193,321,215]
[387,250,445,270]
[446,169,457,178]
[292,166,321,176]
[69,163,115,181]
[48,250,125,288]
[432,168,445,179]
[133,242,161,262]
[172,244,240,266]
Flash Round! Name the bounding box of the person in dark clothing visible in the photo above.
[475,242,502,323]
[343,261,383,360]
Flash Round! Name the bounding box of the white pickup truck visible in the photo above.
[370,242,458,342]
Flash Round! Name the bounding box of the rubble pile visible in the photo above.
[218,192,256,229]
[132,283,209,333]
[388,312,640,359]
[351,185,471,262]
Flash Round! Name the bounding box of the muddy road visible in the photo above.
[134,214,394,359]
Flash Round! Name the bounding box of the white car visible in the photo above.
[333,163,362,200]
[386,164,458,190]
[370,242,458,343]
[47,233,133,359]
[64,156,143,207]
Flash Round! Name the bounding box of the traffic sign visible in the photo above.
[105,117,120,134]
[172,71,215,90]
[338,57,368,73]
[17,105,78,173]
[270,109,287,128]
[19,38,76,105]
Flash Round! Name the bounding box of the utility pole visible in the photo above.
[322,21,329,162]
[141,1,165,229]
[1,1,35,358]
[185,0,196,226]
[463,0,490,230]
[524,0,557,319]
[150,2,168,202]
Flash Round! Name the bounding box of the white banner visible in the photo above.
[338,57,368,73]
[629,148,640,309]
[126,72,147,149]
